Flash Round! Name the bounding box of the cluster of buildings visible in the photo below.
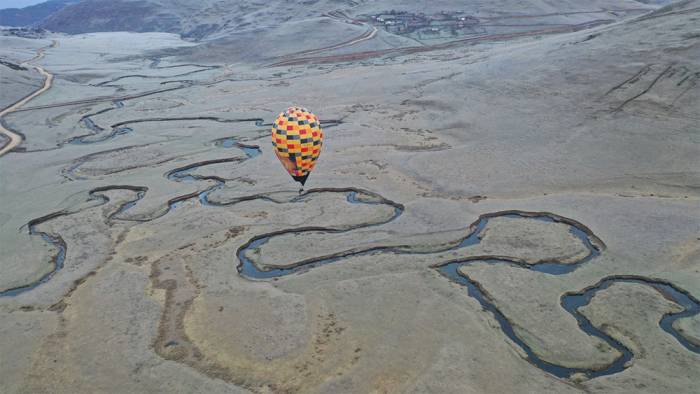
[0,26,47,38]
[362,11,481,36]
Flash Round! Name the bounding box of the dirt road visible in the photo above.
[0,41,56,157]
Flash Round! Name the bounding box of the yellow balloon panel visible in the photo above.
[271,107,323,178]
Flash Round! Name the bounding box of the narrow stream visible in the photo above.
[238,210,602,280]
[238,190,405,279]
[0,224,66,297]
[7,102,698,381]
[0,187,146,297]
[236,204,699,380]
[166,140,262,209]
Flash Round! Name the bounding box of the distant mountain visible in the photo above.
[37,0,353,39]
[0,0,78,27]
[39,0,182,35]
[0,1,47,9]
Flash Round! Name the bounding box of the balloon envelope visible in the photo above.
[271,107,323,185]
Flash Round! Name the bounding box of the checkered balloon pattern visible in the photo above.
[271,107,323,178]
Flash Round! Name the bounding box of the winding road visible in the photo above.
[0,41,56,156]
[267,19,613,67]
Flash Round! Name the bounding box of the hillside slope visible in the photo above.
[0,0,77,27]
[36,0,665,39]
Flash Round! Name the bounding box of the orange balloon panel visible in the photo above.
[271,107,323,178]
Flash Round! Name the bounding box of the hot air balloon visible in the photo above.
[271,107,323,190]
